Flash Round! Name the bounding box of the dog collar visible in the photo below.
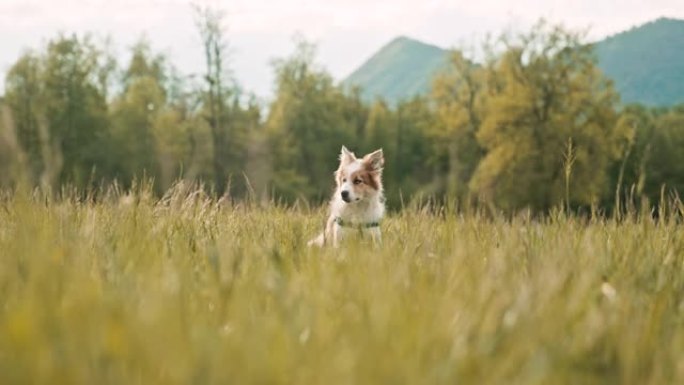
[334,217,380,228]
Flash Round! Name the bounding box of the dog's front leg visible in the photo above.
[332,223,342,248]
[369,227,382,247]
[308,216,336,247]
[324,215,340,248]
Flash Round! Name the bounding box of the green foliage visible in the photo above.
[109,40,168,185]
[608,104,656,208]
[608,104,684,210]
[388,97,438,204]
[4,35,112,189]
[642,106,684,199]
[469,24,621,211]
[41,35,112,186]
[1,27,259,197]
[431,50,484,201]
[4,53,43,184]
[1,186,684,383]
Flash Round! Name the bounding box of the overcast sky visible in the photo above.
[1,0,682,100]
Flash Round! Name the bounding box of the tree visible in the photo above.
[389,97,437,204]
[42,34,112,188]
[645,106,684,200]
[194,4,233,194]
[607,104,656,210]
[109,39,167,186]
[4,52,44,185]
[432,50,485,201]
[469,23,622,212]
[0,100,29,187]
[4,34,112,190]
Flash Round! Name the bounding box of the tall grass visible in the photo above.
[0,183,683,384]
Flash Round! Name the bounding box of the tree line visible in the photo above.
[1,15,683,213]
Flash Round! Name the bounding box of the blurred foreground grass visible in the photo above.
[1,184,683,384]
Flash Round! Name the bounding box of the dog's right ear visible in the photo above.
[339,145,356,165]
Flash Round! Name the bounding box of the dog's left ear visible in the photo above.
[363,149,384,172]
[340,145,356,166]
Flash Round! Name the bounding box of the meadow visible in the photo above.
[0,184,683,385]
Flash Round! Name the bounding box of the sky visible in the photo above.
[0,0,682,100]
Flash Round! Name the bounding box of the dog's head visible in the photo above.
[335,146,384,203]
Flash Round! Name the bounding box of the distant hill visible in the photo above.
[594,17,684,106]
[343,18,684,107]
[342,36,449,104]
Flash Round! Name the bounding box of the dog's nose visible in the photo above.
[341,190,350,201]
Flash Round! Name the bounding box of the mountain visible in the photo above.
[343,18,684,107]
[594,17,684,106]
[342,36,449,104]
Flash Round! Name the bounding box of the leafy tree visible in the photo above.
[432,50,485,201]
[5,34,112,190]
[0,100,29,187]
[362,99,396,196]
[608,104,657,210]
[364,99,394,151]
[109,40,167,186]
[469,23,622,211]
[222,93,261,198]
[194,4,234,194]
[388,97,437,204]
[645,106,684,200]
[42,34,112,188]
[4,52,44,185]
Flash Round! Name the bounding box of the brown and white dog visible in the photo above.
[308,146,385,247]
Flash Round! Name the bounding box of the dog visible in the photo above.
[308,146,385,247]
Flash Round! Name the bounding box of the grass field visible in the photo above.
[0,184,683,384]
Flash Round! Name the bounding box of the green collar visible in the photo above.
[334,217,380,229]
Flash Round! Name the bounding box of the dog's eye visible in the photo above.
[353,179,362,185]
[342,178,347,183]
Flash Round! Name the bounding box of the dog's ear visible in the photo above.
[363,148,384,172]
[339,145,356,165]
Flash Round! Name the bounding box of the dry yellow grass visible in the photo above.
[0,184,683,384]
